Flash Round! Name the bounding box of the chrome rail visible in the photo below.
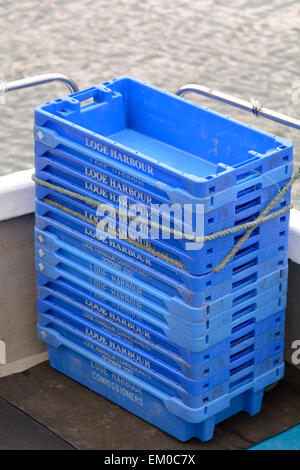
[4,73,79,94]
[176,84,300,130]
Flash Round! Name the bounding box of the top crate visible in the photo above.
[34,77,293,198]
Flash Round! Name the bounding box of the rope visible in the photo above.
[32,174,293,242]
[212,168,299,272]
[32,169,299,272]
[41,197,186,270]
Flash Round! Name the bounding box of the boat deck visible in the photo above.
[1,361,300,450]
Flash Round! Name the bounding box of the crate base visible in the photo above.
[45,337,284,442]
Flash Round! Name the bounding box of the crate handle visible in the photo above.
[175,84,300,131]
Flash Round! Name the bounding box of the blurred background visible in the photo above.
[1,0,299,206]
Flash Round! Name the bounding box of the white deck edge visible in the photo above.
[0,168,35,221]
[288,208,300,265]
[0,351,48,378]
[0,168,299,264]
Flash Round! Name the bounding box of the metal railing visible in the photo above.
[176,83,300,131]
[4,73,79,95]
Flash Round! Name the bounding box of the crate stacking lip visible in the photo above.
[35,252,288,341]
[35,248,287,340]
[34,76,293,199]
[36,257,287,354]
[37,259,287,363]
[34,199,289,296]
[37,283,285,380]
[35,227,288,314]
[38,305,284,408]
[34,166,292,275]
[38,323,285,442]
[34,151,293,228]
[34,139,293,214]
[35,228,288,323]
[35,210,289,297]
[35,242,288,350]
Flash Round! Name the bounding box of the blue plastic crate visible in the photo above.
[34,153,293,235]
[35,257,288,341]
[36,196,289,280]
[34,172,291,275]
[35,208,288,305]
[38,268,286,368]
[37,269,286,356]
[37,275,286,358]
[35,213,289,300]
[36,268,287,339]
[33,76,290,440]
[37,290,285,380]
[38,323,285,441]
[34,76,293,199]
[35,225,289,308]
[35,139,293,214]
[35,228,288,318]
[35,238,288,328]
[38,310,284,407]
[36,267,286,358]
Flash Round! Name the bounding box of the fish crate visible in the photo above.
[34,139,292,215]
[34,199,289,297]
[37,283,285,380]
[34,77,293,199]
[35,209,289,295]
[35,228,288,313]
[34,224,289,307]
[34,163,292,275]
[36,266,286,358]
[37,306,284,408]
[35,242,288,329]
[33,76,294,441]
[37,322,285,441]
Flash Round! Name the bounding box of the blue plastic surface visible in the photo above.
[38,322,285,441]
[35,205,288,300]
[35,248,288,333]
[37,271,286,359]
[249,424,300,450]
[35,211,289,296]
[35,140,293,213]
[35,226,289,309]
[35,228,288,318]
[37,266,286,353]
[38,285,284,379]
[34,170,291,275]
[34,77,293,198]
[37,269,286,358]
[36,267,287,340]
[33,76,291,440]
[38,305,284,407]
[38,310,284,407]
[34,153,293,228]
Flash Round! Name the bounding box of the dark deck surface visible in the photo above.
[0,361,300,450]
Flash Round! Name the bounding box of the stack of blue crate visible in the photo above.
[33,77,292,441]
